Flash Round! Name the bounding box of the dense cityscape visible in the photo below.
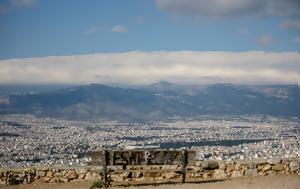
[0,114,299,168]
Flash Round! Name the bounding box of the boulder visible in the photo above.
[272,164,284,171]
[213,170,227,179]
[218,162,226,170]
[65,170,77,180]
[262,164,272,172]
[202,161,219,169]
[231,170,243,178]
[289,161,300,172]
[267,158,281,165]
[36,171,46,177]
[245,169,258,177]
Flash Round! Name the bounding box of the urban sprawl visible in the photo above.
[0,114,299,168]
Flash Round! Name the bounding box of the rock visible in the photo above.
[235,164,243,171]
[165,172,177,179]
[54,173,63,178]
[59,177,69,183]
[202,161,219,169]
[267,158,281,165]
[76,169,88,174]
[201,161,209,169]
[272,164,284,171]
[231,170,243,178]
[254,159,267,165]
[246,162,256,169]
[289,161,300,172]
[134,172,142,178]
[226,164,234,174]
[219,162,226,170]
[267,170,276,176]
[245,169,258,177]
[36,171,46,177]
[192,167,203,172]
[202,172,211,179]
[281,159,290,165]
[46,171,53,178]
[110,174,124,182]
[77,174,85,180]
[65,170,77,180]
[84,172,101,181]
[213,170,227,179]
[195,161,201,166]
[262,164,272,172]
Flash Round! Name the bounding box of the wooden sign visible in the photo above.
[90,150,196,166]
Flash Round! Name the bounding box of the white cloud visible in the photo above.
[156,0,300,18]
[294,36,300,44]
[257,35,275,45]
[111,25,127,33]
[280,20,300,30]
[0,51,299,85]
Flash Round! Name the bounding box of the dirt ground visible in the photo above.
[1,175,300,189]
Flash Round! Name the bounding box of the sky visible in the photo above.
[0,0,299,85]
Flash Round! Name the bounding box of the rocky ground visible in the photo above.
[1,175,300,189]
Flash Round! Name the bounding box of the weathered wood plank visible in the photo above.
[90,150,196,166]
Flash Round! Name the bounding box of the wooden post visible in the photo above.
[102,150,109,187]
[181,149,188,183]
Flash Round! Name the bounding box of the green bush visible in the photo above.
[8,177,22,185]
[90,180,104,189]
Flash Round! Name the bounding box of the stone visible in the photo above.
[254,159,267,165]
[289,161,300,172]
[202,161,219,169]
[281,159,290,165]
[245,169,258,177]
[235,164,243,171]
[213,170,227,179]
[45,171,53,178]
[267,158,281,165]
[76,169,88,174]
[134,172,142,178]
[219,162,226,170]
[226,164,234,174]
[231,170,243,178]
[262,164,272,172]
[77,174,85,180]
[59,178,69,183]
[272,164,284,171]
[65,170,77,180]
[36,171,46,177]
[165,172,177,179]
[202,172,211,179]
[267,170,276,176]
[195,161,201,166]
[192,167,203,172]
[201,161,209,169]
[54,173,63,178]
[84,172,101,181]
[246,162,256,169]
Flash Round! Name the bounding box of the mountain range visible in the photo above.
[0,82,299,121]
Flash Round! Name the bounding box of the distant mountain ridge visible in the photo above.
[0,82,299,121]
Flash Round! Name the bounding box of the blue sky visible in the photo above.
[0,0,299,59]
[0,0,299,85]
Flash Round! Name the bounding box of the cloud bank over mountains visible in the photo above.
[0,51,299,85]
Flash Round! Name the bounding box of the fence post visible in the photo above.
[102,150,109,187]
[181,149,188,183]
